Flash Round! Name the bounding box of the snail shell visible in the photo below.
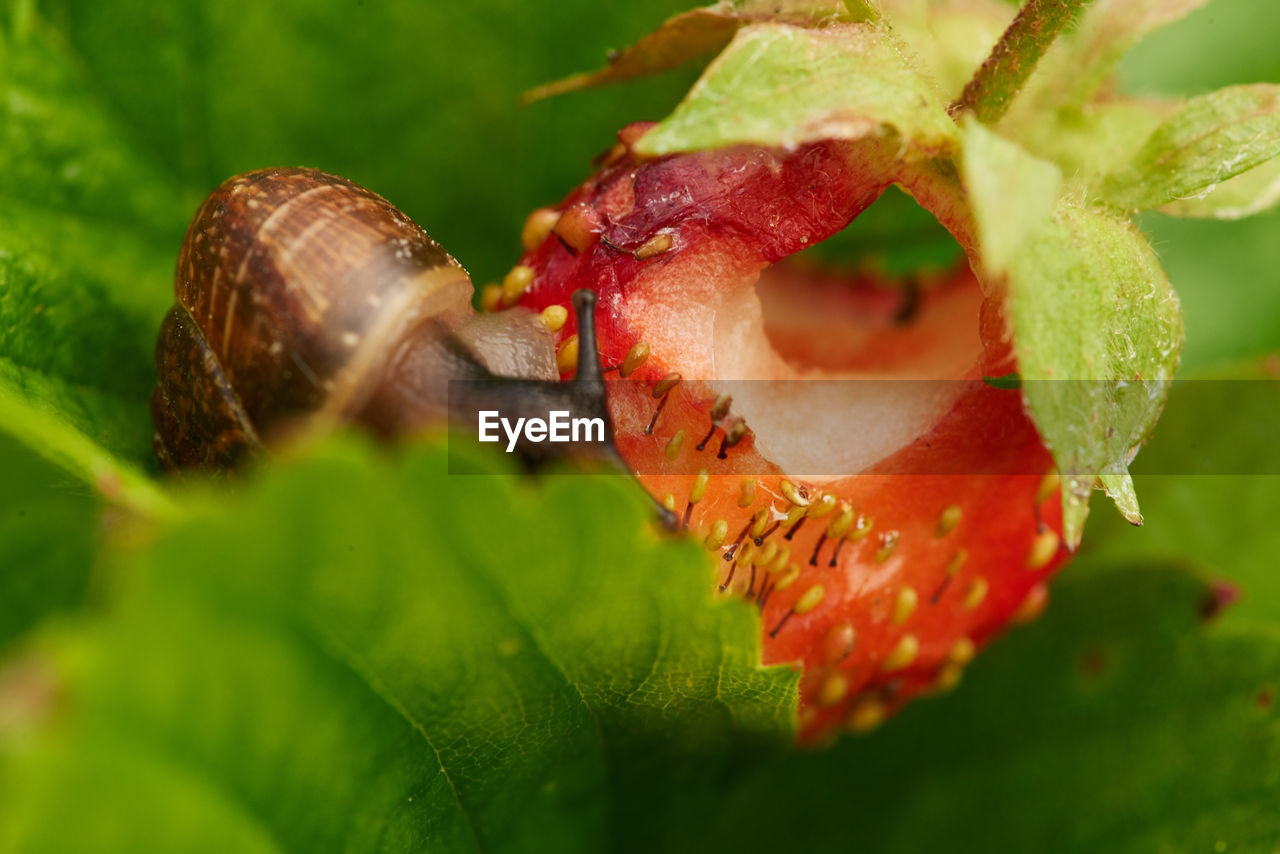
[151,167,556,469]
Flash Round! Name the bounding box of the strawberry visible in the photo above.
[503,125,1069,743]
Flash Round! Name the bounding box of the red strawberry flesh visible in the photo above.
[511,125,1069,742]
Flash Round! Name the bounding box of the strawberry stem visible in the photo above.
[951,0,1094,124]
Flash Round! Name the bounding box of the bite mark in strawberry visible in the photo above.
[504,125,1070,743]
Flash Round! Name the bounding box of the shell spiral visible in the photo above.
[151,168,483,469]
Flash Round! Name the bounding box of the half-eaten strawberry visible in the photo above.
[504,125,1069,743]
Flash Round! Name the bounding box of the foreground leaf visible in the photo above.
[0,441,795,853]
[660,561,1280,853]
[1101,84,1280,211]
[0,435,97,651]
[635,22,956,157]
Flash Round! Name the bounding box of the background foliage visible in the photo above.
[1,0,1278,851]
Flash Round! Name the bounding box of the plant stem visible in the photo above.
[951,0,1095,125]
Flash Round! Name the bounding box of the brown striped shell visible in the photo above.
[152,167,556,469]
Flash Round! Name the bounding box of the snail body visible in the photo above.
[152,168,576,469]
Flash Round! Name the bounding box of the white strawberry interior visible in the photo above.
[626,240,983,478]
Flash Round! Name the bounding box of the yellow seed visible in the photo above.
[1036,470,1061,504]
[892,587,918,625]
[661,493,676,512]
[949,637,976,665]
[539,304,568,332]
[1012,582,1049,624]
[710,394,733,422]
[556,334,579,374]
[722,420,748,448]
[962,577,989,611]
[501,264,535,304]
[816,672,849,708]
[881,634,919,672]
[750,507,770,540]
[779,479,810,507]
[874,530,900,563]
[848,698,887,733]
[767,545,792,574]
[936,504,962,537]
[704,519,729,551]
[653,372,681,398]
[945,548,969,577]
[521,207,561,251]
[821,622,857,665]
[827,504,855,538]
[793,584,825,615]
[807,494,838,519]
[634,232,674,260]
[773,564,801,591]
[754,540,779,567]
[933,662,964,694]
[601,142,627,167]
[783,505,807,528]
[665,430,685,461]
[620,341,650,378]
[850,514,874,541]
[737,478,757,508]
[735,541,756,568]
[689,469,709,504]
[480,283,502,312]
[1026,529,1061,570]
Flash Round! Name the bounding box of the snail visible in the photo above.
[151,167,614,471]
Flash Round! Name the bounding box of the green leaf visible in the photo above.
[0,15,187,485]
[525,0,855,101]
[1006,203,1183,546]
[1157,139,1280,218]
[1007,97,1174,187]
[659,561,1280,853]
[1087,361,1280,628]
[1101,84,1280,211]
[635,22,957,157]
[0,434,97,651]
[959,118,1062,273]
[0,441,795,852]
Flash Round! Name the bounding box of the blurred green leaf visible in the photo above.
[0,435,96,651]
[1005,204,1182,545]
[39,0,697,286]
[1006,98,1173,188]
[0,15,185,481]
[525,0,854,101]
[878,0,1011,101]
[659,561,1280,853]
[1007,0,1212,120]
[1101,85,1280,211]
[635,22,956,157]
[1087,362,1280,629]
[0,441,795,852]
[1119,0,1280,372]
